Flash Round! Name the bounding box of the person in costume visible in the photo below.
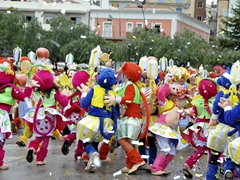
[148,75,188,176]
[61,70,89,160]
[0,58,38,170]
[218,96,240,180]
[15,74,33,146]
[104,62,150,174]
[138,71,158,170]
[206,71,240,180]
[76,68,119,172]
[24,70,71,165]
[182,78,218,179]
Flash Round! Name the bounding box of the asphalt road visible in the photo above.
[0,130,235,180]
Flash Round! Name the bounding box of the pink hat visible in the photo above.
[198,78,218,99]
[33,70,53,90]
[72,70,90,88]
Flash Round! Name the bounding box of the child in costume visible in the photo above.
[218,96,240,180]
[15,74,32,146]
[206,71,240,180]
[0,58,37,170]
[24,70,71,165]
[148,76,188,176]
[104,62,150,174]
[61,70,89,160]
[138,71,158,169]
[182,78,218,179]
[76,68,119,172]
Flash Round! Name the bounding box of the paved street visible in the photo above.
[0,130,231,180]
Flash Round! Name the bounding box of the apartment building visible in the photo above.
[0,0,211,41]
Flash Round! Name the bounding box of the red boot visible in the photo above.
[99,143,111,162]
[127,149,146,174]
[36,147,48,165]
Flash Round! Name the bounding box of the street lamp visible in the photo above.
[132,0,148,56]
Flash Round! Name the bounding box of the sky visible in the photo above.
[206,0,217,5]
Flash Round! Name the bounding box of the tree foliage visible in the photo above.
[0,9,238,69]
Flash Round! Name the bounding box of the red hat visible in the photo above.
[209,72,217,78]
[72,70,90,88]
[20,56,31,63]
[33,70,53,90]
[0,59,15,85]
[198,78,218,99]
[121,62,142,83]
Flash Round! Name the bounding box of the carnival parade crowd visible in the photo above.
[0,46,240,180]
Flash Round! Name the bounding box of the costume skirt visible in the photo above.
[0,109,12,142]
[23,107,69,137]
[149,122,188,150]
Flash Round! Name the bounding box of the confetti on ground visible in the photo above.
[50,40,60,48]
[49,172,52,176]
[195,173,203,177]
[65,169,70,175]
[174,175,180,179]
[180,156,184,159]
[113,170,122,177]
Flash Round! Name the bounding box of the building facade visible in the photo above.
[0,0,211,41]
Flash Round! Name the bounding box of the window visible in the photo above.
[197,16,202,21]
[154,23,162,33]
[177,0,182,3]
[126,22,133,32]
[26,16,34,21]
[158,0,164,3]
[198,2,203,8]
[126,3,130,7]
[176,8,182,12]
[136,23,143,29]
[93,0,100,6]
[71,17,82,24]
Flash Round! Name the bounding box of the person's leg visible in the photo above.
[36,136,50,165]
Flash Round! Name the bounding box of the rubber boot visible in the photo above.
[36,147,48,165]
[151,155,168,176]
[148,147,157,165]
[206,164,218,180]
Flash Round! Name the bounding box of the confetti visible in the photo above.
[57,22,62,29]
[195,173,203,177]
[95,31,99,35]
[187,42,191,45]
[126,44,129,49]
[152,40,154,42]
[49,172,52,176]
[131,141,139,145]
[61,9,66,14]
[52,2,56,6]
[113,170,122,177]
[136,53,138,55]
[141,155,149,159]
[50,40,60,48]
[43,1,48,6]
[180,156,184,159]
[133,36,136,39]
[65,169,70,175]
[80,35,86,39]
[174,175,181,179]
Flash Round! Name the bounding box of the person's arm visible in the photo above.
[115,84,135,105]
[80,89,94,108]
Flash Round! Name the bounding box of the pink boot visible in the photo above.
[162,154,174,174]
[36,147,48,165]
[151,155,169,176]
